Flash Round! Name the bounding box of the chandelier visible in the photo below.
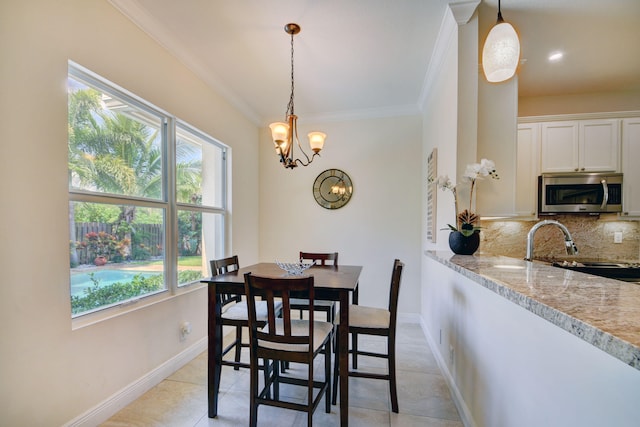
[482,0,520,83]
[269,23,326,169]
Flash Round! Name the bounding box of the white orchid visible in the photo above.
[430,159,499,236]
[435,175,454,190]
[463,158,498,181]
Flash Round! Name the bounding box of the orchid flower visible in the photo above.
[430,159,499,236]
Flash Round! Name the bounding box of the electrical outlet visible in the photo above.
[180,321,192,340]
[439,329,442,344]
[449,345,454,364]
[614,231,623,244]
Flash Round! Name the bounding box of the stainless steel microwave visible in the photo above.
[538,173,623,214]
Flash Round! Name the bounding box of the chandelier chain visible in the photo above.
[286,31,295,117]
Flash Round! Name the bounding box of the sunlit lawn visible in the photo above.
[177,256,203,267]
[145,256,201,267]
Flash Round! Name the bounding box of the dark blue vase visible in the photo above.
[448,231,480,255]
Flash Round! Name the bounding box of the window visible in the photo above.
[68,62,226,317]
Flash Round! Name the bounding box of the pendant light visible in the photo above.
[482,0,520,83]
[269,23,326,169]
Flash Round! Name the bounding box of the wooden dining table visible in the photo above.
[203,262,362,426]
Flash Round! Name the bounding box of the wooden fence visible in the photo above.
[73,222,163,264]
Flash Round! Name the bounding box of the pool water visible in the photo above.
[70,269,160,297]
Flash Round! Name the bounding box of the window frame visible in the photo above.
[68,61,228,323]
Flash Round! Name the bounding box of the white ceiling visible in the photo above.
[109,0,640,125]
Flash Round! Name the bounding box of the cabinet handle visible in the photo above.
[581,167,585,171]
[574,168,579,171]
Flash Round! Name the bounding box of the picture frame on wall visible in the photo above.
[426,148,437,243]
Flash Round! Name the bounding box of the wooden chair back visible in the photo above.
[211,255,240,275]
[210,255,241,306]
[243,273,316,358]
[299,251,339,266]
[387,259,404,330]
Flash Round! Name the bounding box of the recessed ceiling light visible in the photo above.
[548,52,564,62]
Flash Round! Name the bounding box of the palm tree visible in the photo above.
[68,85,201,262]
[68,88,102,265]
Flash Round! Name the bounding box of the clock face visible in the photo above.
[313,169,353,209]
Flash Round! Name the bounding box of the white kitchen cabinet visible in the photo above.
[621,117,640,217]
[540,119,619,173]
[516,123,540,217]
[580,119,620,172]
[540,121,578,173]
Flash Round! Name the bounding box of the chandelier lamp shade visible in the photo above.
[482,0,520,83]
[269,23,326,169]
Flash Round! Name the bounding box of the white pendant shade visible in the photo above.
[482,22,520,83]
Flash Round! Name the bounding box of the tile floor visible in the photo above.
[101,322,463,426]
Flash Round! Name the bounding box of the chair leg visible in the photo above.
[273,359,280,401]
[234,326,242,370]
[325,339,331,413]
[249,358,259,427]
[262,359,271,399]
[249,401,258,427]
[351,331,358,369]
[332,329,339,405]
[307,360,314,426]
[388,337,398,413]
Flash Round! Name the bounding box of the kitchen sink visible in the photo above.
[552,261,640,283]
[578,262,628,267]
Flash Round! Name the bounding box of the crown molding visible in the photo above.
[109,1,451,127]
[447,0,480,25]
[519,110,640,123]
[108,0,262,126]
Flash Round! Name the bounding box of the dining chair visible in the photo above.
[290,252,339,323]
[332,259,404,413]
[210,256,282,370]
[243,272,332,427]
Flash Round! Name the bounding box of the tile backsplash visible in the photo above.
[480,214,640,262]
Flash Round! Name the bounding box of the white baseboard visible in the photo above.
[417,316,476,427]
[64,337,208,427]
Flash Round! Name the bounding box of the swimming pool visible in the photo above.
[70,269,161,296]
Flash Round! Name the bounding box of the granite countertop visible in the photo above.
[425,250,640,370]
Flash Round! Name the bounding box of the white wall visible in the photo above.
[258,115,423,312]
[0,0,259,425]
[421,9,460,253]
[476,76,518,218]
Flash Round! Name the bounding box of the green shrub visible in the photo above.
[71,272,163,315]
[132,243,152,261]
[71,270,203,315]
[178,269,203,284]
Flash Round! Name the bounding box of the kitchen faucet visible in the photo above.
[525,219,578,261]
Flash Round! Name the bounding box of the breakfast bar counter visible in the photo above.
[424,251,640,427]
[425,250,640,370]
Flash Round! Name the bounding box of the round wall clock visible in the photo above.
[313,169,353,209]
